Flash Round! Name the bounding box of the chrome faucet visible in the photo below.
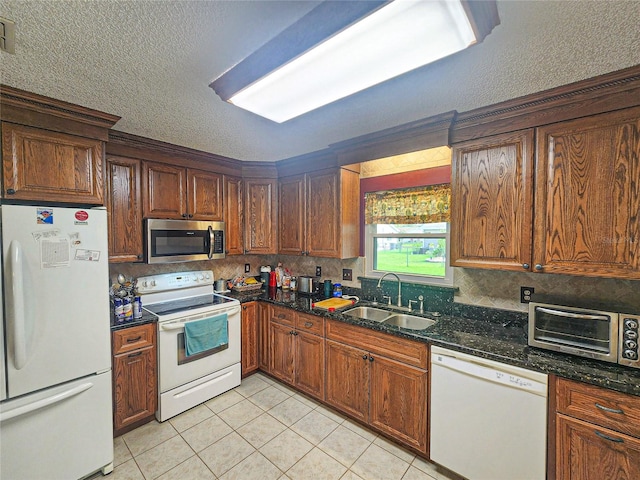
[377,273,402,309]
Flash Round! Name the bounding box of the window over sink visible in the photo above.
[364,184,452,286]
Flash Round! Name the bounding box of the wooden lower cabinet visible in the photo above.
[241,302,259,377]
[112,324,157,436]
[325,340,370,423]
[269,306,325,400]
[258,303,271,372]
[325,320,428,454]
[553,377,640,479]
[556,415,640,480]
[369,355,427,452]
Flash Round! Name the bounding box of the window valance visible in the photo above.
[364,184,450,224]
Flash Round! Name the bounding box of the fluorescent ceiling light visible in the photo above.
[211,1,498,123]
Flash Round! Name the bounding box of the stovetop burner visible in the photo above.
[143,293,236,316]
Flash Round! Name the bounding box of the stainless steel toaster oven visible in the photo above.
[528,302,639,369]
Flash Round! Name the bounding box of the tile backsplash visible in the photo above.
[110,257,639,315]
[454,267,640,312]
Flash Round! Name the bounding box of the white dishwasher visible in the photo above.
[430,346,548,480]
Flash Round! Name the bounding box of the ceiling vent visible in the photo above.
[0,17,16,54]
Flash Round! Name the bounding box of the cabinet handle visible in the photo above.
[6,188,16,195]
[595,403,625,415]
[289,330,295,335]
[523,263,530,269]
[278,314,286,319]
[188,214,193,218]
[369,356,374,362]
[126,336,142,343]
[304,322,313,328]
[128,352,142,358]
[362,354,368,360]
[594,430,624,443]
[137,254,143,260]
[534,264,543,271]
[182,213,188,218]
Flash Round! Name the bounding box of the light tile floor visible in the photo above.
[90,373,463,480]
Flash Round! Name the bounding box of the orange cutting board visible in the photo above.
[312,297,355,311]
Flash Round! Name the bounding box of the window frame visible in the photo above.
[364,222,453,286]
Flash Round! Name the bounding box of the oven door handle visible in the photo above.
[536,307,610,321]
[159,306,241,331]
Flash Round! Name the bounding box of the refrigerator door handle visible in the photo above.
[7,240,29,370]
[0,382,93,422]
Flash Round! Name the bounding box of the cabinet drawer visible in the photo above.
[296,312,324,336]
[271,306,296,326]
[556,377,640,438]
[113,323,155,355]
[326,320,427,369]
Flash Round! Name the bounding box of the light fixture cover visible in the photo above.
[210,0,499,123]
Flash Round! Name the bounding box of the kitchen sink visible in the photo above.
[383,314,437,330]
[343,306,392,322]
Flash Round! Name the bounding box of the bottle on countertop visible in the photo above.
[133,296,142,319]
[114,298,125,323]
[333,283,343,297]
[123,297,133,321]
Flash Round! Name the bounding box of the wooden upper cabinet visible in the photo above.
[106,156,143,262]
[2,122,105,204]
[534,108,640,279]
[143,162,186,218]
[244,178,277,254]
[278,174,306,255]
[278,168,360,259]
[187,169,222,220]
[451,130,535,271]
[223,175,244,255]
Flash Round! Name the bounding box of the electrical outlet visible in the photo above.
[315,266,322,277]
[520,286,534,303]
[342,268,352,281]
[244,263,250,273]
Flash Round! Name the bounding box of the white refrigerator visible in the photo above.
[0,204,114,479]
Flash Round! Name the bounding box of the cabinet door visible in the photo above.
[369,354,427,453]
[294,331,324,400]
[223,175,244,255]
[270,322,295,384]
[244,178,277,254]
[188,169,222,220]
[556,415,640,480]
[451,130,534,271]
[241,302,259,377]
[535,108,640,278]
[143,162,186,219]
[2,122,104,204]
[325,340,369,423]
[258,303,271,372]
[113,345,157,433]
[306,170,340,257]
[278,174,306,255]
[106,156,143,263]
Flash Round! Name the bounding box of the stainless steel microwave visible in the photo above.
[146,219,225,264]
[528,302,639,369]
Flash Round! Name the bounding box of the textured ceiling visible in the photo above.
[1,0,639,162]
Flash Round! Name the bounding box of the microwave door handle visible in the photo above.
[536,307,610,321]
[208,226,214,259]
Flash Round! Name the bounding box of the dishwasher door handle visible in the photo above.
[431,353,548,397]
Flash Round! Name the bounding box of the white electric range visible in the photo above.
[138,270,241,421]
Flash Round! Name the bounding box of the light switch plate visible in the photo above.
[342,269,352,281]
[244,263,251,273]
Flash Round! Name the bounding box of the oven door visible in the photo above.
[157,304,241,393]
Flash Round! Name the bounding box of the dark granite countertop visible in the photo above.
[227,288,640,397]
[110,310,157,331]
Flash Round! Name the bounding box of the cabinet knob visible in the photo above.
[523,263,530,270]
[534,264,543,271]
[362,354,368,360]
[137,254,143,260]
[369,356,374,362]
[188,214,193,218]
[182,213,188,218]
[6,188,16,195]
